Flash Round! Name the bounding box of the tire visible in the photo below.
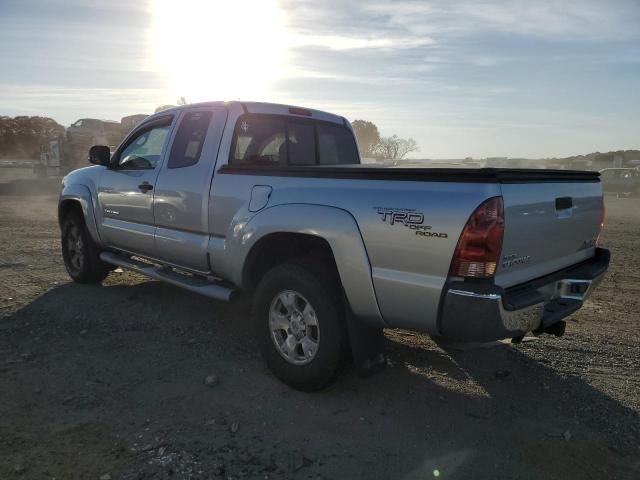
[61,210,109,283]
[253,263,345,391]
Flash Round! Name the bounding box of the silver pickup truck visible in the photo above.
[58,101,610,390]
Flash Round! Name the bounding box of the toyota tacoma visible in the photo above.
[58,101,610,390]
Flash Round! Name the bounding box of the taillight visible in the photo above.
[596,202,606,246]
[449,196,504,278]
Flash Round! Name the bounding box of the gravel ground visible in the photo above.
[0,184,638,479]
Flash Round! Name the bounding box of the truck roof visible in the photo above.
[149,101,346,126]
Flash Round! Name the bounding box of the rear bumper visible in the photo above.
[438,248,610,342]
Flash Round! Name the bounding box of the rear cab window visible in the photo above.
[232,116,287,166]
[317,123,359,165]
[287,120,316,165]
[230,114,359,167]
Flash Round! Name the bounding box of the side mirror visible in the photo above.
[88,145,111,166]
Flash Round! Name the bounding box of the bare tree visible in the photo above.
[374,135,419,160]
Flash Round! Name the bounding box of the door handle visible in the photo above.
[138,182,153,192]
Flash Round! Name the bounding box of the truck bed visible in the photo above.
[215,163,604,332]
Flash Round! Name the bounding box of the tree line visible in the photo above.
[0,116,65,159]
[552,150,640,166]
[4,113,637,165]
[0,112,418,162]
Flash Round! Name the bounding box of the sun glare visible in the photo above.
[151,0,289,102]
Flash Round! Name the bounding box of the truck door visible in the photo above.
[153,105,228,272]
[97,115,174,256]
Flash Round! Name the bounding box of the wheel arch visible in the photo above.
[228,203,384,327]
[243,232,338,291]
[58,184,102,246]
[58,198,83,224]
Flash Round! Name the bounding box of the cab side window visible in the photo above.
[118,123,171,170]
[168,111,213,168]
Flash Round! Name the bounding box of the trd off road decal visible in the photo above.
[374,207,448,239]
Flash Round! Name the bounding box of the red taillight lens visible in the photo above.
[449,196,504,278]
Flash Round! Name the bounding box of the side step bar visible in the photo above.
[99,252,236,302]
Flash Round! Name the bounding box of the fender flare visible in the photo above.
[58,183,103,246]
[225,203,384,327]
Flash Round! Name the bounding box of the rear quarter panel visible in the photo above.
[350,180,500,332]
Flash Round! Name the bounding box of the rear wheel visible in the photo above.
[61,211,109,283]
[253,263,345,391]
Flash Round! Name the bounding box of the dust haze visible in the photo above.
[0,159,639,479]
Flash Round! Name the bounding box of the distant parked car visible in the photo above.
[599,168,640,196]
[67,118,121,146]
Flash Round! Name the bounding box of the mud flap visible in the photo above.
[345,309,386,377]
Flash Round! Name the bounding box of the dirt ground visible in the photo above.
[0,177,638,479]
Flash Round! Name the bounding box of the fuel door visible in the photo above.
[249,185,272,212]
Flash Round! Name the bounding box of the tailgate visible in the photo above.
[495,180,603,288]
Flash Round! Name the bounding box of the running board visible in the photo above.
[99,252,236,302]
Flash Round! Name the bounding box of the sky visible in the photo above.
[0,0,639,159]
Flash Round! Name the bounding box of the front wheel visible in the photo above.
[253,263,345,391]
[61,211,109,283]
